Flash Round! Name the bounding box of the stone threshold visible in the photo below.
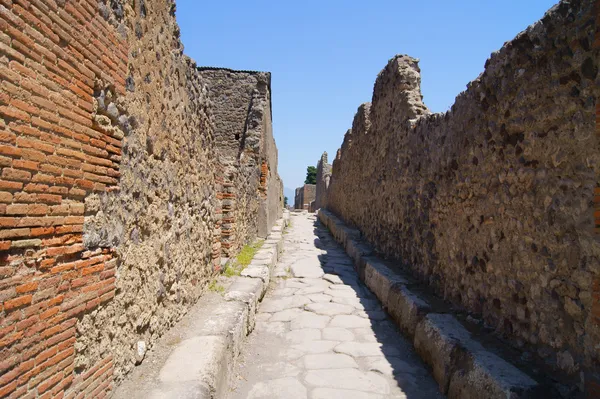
[318,208,558,399]
[114,211,290,399]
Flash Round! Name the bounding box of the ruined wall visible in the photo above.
[198,68,283,255]
[328,0,599,380]
[314,152,331,210]
[0,0,282,397]
[294,184,316,210]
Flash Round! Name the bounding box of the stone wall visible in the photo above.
[327,0,599,382]
[314,152,331,211]
[294,184,315,210]
[198,68,283,256]
[0,0,282,397]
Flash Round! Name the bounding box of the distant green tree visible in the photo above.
[305,166,317,185]
[284,196,288,207]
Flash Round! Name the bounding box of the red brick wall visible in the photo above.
[0,0,127,397]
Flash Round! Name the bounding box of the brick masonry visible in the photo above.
[0,1,127,397]
[0,0,282,397]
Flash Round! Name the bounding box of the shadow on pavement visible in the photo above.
[311,218,445,399]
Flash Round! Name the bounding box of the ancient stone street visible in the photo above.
[229,212,443,399]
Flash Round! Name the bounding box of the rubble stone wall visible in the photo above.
[327,0,599,378]
[0,0,282,397]
[198,68,283,255]
[315,152,331,210]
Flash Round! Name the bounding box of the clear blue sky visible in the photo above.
[176,0,558,194]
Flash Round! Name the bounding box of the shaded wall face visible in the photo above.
[0,0,219,397]
[328,0,599,375]
[315,155,331,210]
[199,69,281,247]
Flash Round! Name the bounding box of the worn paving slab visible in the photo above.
[228,212,443,399]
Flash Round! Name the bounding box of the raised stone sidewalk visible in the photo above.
[318,209,547,399]
[113,212,290,399]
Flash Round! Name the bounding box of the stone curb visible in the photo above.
[318,209,543,399]
[151,211,290,399]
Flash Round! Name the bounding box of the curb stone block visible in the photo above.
[319,209,541,399]
[243,264,271,284]
[414,314,539,399]
[157,336,230,399]
[387,284,431,338]
[225,277,265,332]
[363,257,408,304]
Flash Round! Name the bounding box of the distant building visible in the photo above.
[294,184,316,211]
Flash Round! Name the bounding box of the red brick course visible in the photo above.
[0,1,125,397]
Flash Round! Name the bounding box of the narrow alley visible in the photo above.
[228,212,443,399]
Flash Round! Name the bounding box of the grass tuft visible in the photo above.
[208,279,224,293]
[222,239,265,277]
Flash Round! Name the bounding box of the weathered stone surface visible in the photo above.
[158,336,229,397]
[247,377,307,399]
[310,388,383,399]
[303,354,358,370]
[334,342,400,357]
[285,329,322,343]
[322,327,355,342]
[324,0,600,378]
[291,258,325,278]
[304,369,390,394]
[229,213,442,399]
[386,284,431,337]
[414,314,539,397]
[290,312,330,330]
[305,302,355,316]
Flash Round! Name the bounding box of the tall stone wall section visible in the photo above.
[294,184,315,210]
[198,68,283,256]
[314,152,331,210]
[327,0,599,381]
[0,0,281,397]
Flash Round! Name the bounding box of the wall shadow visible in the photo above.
[311,218,445,399]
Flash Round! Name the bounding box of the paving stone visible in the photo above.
[291,258,325,278]
[364,356,418,376]
[285,280,308,288]
[256,313,271,322]
[356,310,387,320]
[322,327,355,342]
[291,340,339,354]
[256,321,287,335]
[290,312,330,330]
[304,369,390,394]
[331,297,379,310]
[271,288,297,297]
[258,362,302,378]
[334,342,401,357]
[325,288,363,298]
[247,377,307,399]
[310,388,384,399]
[303,354,358,369]
[323,274,344,284]
[306,293,332,303]
[260,295,311,313]
[305,302,355,316]
[330,315,372,328]
[286,328,321,343]
[296,285,327,295]
[270,308,303,322]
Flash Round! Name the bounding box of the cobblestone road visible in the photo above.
[228,212,443,399]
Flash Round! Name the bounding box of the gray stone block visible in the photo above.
[414,313,539,398]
